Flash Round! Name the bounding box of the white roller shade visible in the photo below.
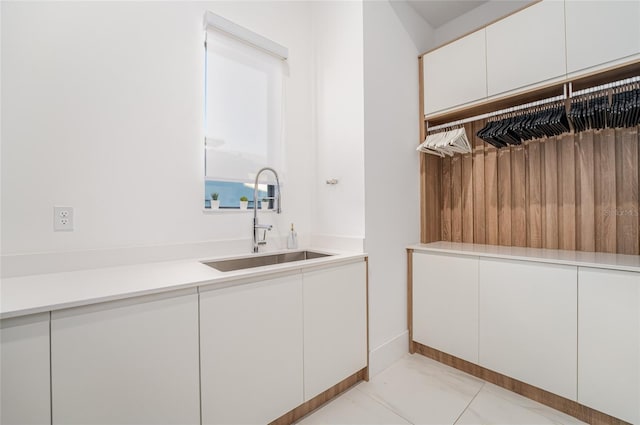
[204,17,287,184]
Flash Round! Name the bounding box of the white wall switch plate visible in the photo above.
[54,206,74,231]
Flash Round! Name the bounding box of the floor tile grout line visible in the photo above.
[353,384,416,425]
[452,381,486,425]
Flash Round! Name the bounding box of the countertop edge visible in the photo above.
[1,251,367,320]
[407,242,640,273]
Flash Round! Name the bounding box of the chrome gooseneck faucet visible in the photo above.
[253,167,281,253]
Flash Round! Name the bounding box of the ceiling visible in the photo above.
[406,0,489,28]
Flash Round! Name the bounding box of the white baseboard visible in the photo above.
[369,330,409,377]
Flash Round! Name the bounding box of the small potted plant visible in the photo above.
[210,193,219,209]
[239,196,249,210]
[261,197,269,210]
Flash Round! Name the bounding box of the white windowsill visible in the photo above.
[202,208,275,214]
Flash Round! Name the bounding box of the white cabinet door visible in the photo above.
[479,258,577,400]
[486,1,566,96]
[200,274,303,424]
[1,313,51,425]
[412,252,479,363]
[578,268,640,424]
[423,29,487,115]
[51,290,200,425]
[566,1,640,75]
[303,261,367,400]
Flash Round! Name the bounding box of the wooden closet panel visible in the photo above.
[595,130,617,253]
[498,148,512,246]
[527,141,543,248]
[421,155,442,243]
[441,157,452,242]
[473,120,486,244]
[576,132,595,252]
[485,145,499,245]
[451,156,463,242]
[462,147,474,243]
[543,138,559,249]
[616,128,639,255]
[420,126,639,255]
[511,145,527,246]
[558,134,576,251]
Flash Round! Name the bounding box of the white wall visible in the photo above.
[310,1,365,250]
[434,0,534,48]
[2,0,426,377]
[1,1,313,275]
[388,0,435,54]
[363,0,423,375]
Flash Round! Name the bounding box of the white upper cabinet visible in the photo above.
[423,29,487,115]
[578,268,640,425]
[486,0,566,96]
[565,0,640,75]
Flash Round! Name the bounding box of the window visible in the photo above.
[203,12,287,209]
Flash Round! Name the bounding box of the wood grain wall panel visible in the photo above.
[540,142,547,248]
[511,145,527,247]
[462,150,474,243]
[441,157,452,242]
[451,156,463,242]
[473,121,486,244]
[616,128,639,255]
[422,155,442,243]
[485,146,499,245]
[419,56,442,244]
[595,130,617,253]
[558,134,576,251]
[527,141,543,248]
[420,124,639,255]
[498,148,512,246]
[543,138,559,249]
[575,132,595,252]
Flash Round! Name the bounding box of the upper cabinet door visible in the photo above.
[423,29,487,115]
[565,0,640,75]
[486,1,566,97]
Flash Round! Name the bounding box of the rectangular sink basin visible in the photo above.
[202,251,332,272]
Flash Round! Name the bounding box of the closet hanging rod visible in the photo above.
[427,93,567,133]
[570,75,640,97]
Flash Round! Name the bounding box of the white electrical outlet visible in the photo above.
[54,206,74,231]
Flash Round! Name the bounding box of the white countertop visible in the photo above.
[408,242,640,273]
[0,249,366,320]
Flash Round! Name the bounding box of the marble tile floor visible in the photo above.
[297,354,587,425]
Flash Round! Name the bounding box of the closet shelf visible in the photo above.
[425,60,640,128]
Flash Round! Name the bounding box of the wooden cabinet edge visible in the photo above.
[411,342,632,425]
[269,368,368,425]
[364,256,370,382]
[406,249,415,354]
